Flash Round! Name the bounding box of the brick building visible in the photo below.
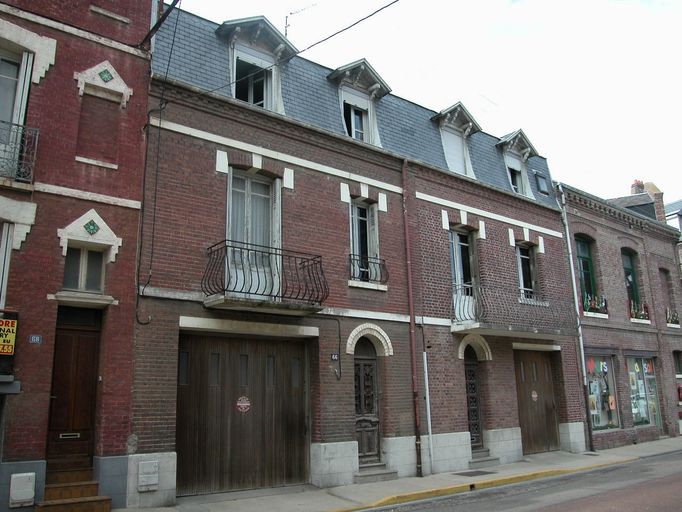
[560,182,682,450]
[0,0,151,508]
[128,8,585,504]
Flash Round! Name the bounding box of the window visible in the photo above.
[63,247,104,293]
[535,173,549,195]
[660,268,678,325]
[442,128,471,176]
[230,174,272,247]
[516,245,537,299]
[627,357,660,427]
[575,236,607,314]
[503,150,534,198]
[349,200,381,283]
[344,102,366,141]
[508,167,523,194]
[674,351,682,376]
[586,355,619,430]
[0,222,12,308]
[235,57,269,108]
[622,249,647,319]
[0,48,30,128]
[450,231,476,321]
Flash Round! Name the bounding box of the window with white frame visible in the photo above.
[450,230,476,321]
[0,222,12,308]
[516,244,537,299]
[229,173,273,247]
[63,246,105,293]
[340,87,380,145]
[349,200,381,283]
[442,128,471,176]
[233,48,275,110]
[0,48,31,128]
[344,102,366,141]
[535,172,550,195]
[504,152,533,198]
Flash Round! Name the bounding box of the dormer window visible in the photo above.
[216,17,297,115]
[328,59,390,147]
[498,129,538,199]
[432,102,480,178]
[509,167,523,194]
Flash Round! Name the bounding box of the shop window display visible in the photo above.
[627,357,661,427]
[586,356,619,430]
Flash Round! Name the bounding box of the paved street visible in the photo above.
[381,451,682,512]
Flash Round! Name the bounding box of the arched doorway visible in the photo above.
[464,345,483,449]
[354,337,380,464]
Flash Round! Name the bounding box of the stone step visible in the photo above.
[35,495,111,512]
[468,455,500,470]
[471,448,490,459]
[44,481,99,501]
[46,468,94,485]
[354,463,399,484]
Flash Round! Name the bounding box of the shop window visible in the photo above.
[63,247,104,293]
[626,357,660,427]
[586,355,619,430]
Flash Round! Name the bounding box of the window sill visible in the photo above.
[630,318,651,325]
[75,156,119,170]
[517,296,549,307]
[667,323,681,329]
[584,311,609,319]
[0,177,34,192]
[49,290,118,309]
[348,280,388,292]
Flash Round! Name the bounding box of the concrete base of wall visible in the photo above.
[310,442,358,488]
[382,432,471,477]
[95,452,176,508]
[559,422,587,453]
[483,427,523,464]
[0,460,45,509]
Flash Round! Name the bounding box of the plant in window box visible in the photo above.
[630,300,649,320]
[667,308,679,325]
[583,293,608,314]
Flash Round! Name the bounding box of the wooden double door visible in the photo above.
[176,335,308,496]
[514,350,560,455]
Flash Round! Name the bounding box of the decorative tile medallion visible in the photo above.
[98,69,114,83]
[84,220,100,235]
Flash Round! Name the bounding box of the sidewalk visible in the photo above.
[123,436,682,512]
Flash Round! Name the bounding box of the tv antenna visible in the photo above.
[285,3,318,38]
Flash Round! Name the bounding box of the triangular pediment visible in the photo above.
[216,16,298,61]
[327,59,391,99]
[432,102,481,135]
[73,60,132,107]
[497,129,538,160]
[57,209,122,263]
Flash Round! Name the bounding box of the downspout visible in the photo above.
[401,159,423,476]
[558,183,594,452]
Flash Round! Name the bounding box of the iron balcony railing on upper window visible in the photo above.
[0,120,39,183]
[201,240,329,305]
[452,282,576,332]
[348,254,389,285]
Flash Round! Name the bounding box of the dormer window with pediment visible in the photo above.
[216,16,297,115]
[328,59,390,146]
[432,102,481,178]
[497,129,538,199]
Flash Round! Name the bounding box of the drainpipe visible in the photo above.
[401,159,423,476]
[422,341,435,474]
[558,183,594,452]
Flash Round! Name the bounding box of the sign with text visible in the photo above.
[0,319,17,356]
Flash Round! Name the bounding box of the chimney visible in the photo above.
[631,179,645,195]
[643,182,666,223]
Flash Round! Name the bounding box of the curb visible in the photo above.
[328,457,640,512]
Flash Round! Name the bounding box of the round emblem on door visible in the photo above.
[236,396,251,413]
[531,390,538,402]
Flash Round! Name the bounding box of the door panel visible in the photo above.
[47,328,99,462]
[514,350,560,455]
[354,339,380,464]
[465,351,483,448]
[176,335,307,496]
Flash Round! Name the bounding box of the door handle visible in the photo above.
[50,395,57,399]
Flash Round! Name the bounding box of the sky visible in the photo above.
[179,0,680,202]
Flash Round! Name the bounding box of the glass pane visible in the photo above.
[0,58,19,124]
[586,355,619,429]
[343,102,353,136]
[230,186,246,242]
[628,357,650,425]
[210,353,220,386]
[252,72,265,107]
[63,247,81,289]
[251,193,271,247]
[178,351,189,385]
[85,250,103,291]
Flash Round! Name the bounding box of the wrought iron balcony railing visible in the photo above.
[348,254,389,284]
[629,300,649,320]
[452,282,577,333]
[582,293,608,315]
[666,307,679,325]
[201,240,329,305]
[0,120,39,183]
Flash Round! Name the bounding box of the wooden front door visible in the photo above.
[47,307,101,466]
[464,346,483,448]
[514,350,560,455]
[354,337,380,464]
[176,335,308,496]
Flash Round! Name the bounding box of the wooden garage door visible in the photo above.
[176,335,308,496]
[514,350,560,455]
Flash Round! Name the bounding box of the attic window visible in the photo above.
[508,167,523,194]
[235,58,269,108]
[535,173,549,195]
[344,103,366,140]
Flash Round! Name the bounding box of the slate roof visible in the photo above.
[608,193,657,220]
[665,199,682,215]
[151,7,559,210]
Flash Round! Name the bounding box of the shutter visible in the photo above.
[12,51,33,126]
[368,203,379,258]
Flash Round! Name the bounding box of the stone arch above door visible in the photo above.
[346,323,393,356]
[457,333,492,361]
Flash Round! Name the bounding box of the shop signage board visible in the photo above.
[0,319,17,355]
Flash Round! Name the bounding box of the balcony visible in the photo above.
[451,283,577,340]
[0,120,39,183]
[201,240,329,315]
[348,255,389,287]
